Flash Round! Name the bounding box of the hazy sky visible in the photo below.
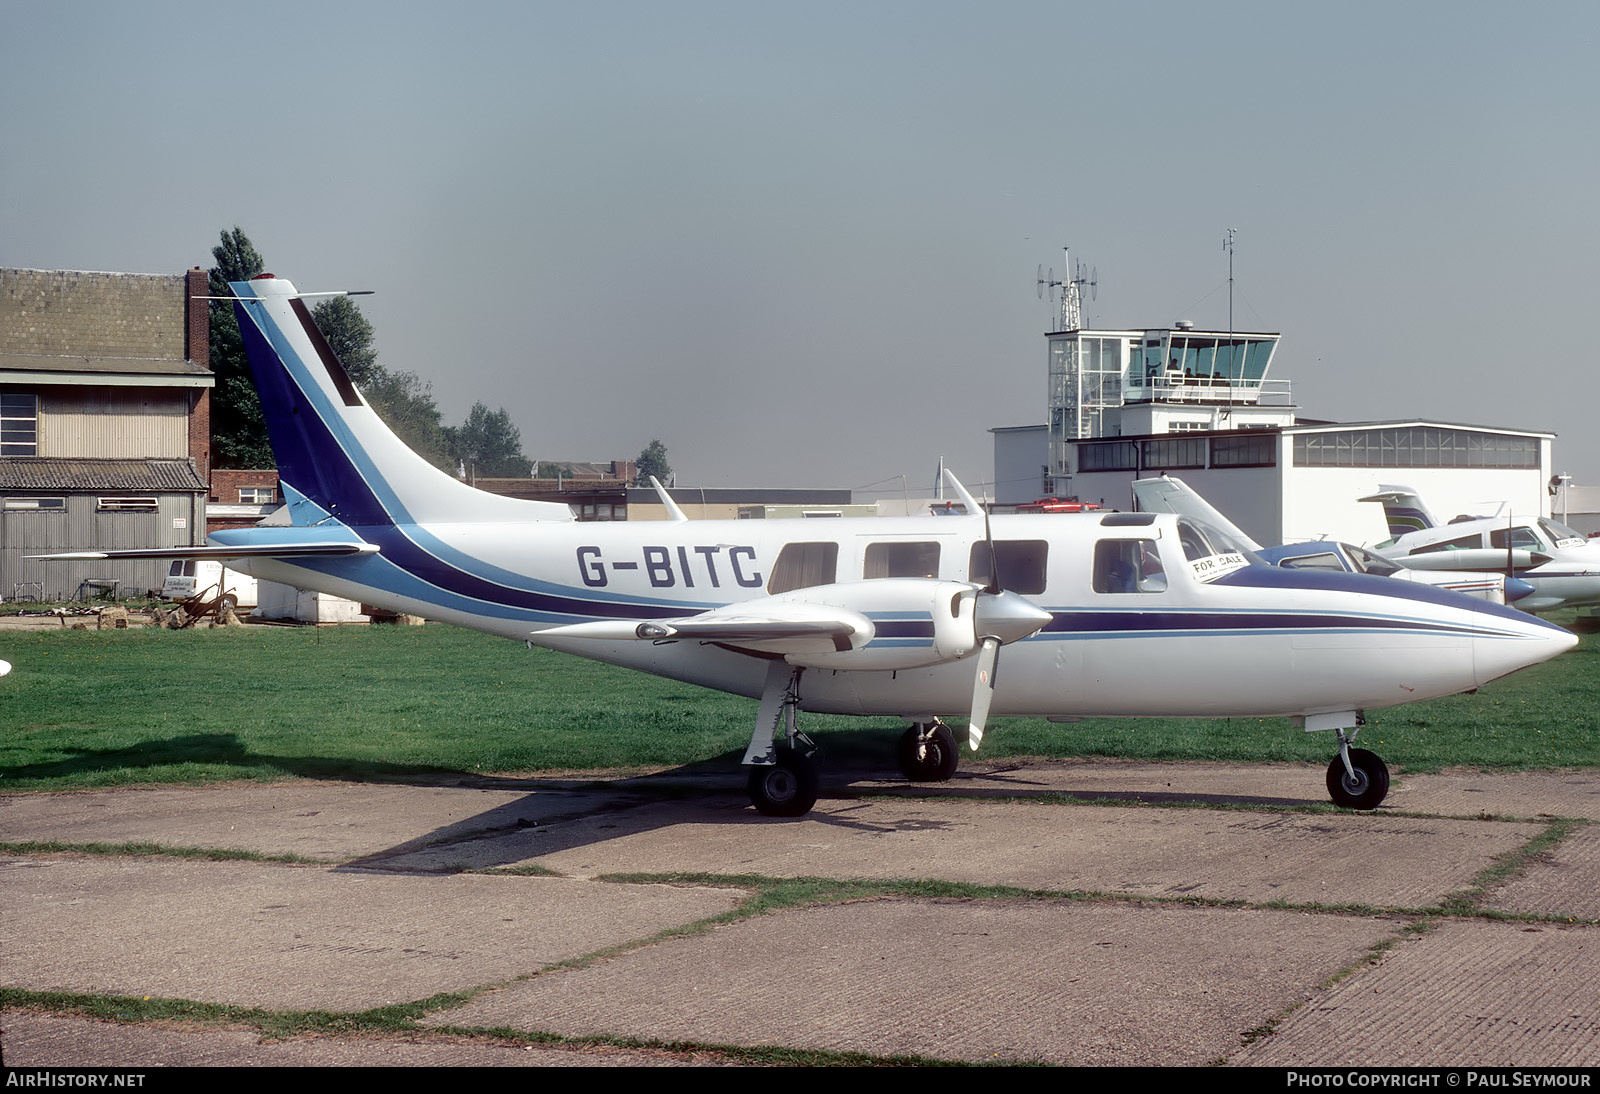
[4,1,1595,495]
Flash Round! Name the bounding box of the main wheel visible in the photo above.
[897,723,959,782]
[747,751,820,817]
[1326,748,1390,810]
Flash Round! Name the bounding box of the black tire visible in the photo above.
[219,594,239,612]
[747,751,820,818]
[1326,748,1390,809]
[897,723,959,782]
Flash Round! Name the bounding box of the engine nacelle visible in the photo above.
[763,578,981,671]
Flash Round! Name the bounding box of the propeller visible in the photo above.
[943,471,1053,751]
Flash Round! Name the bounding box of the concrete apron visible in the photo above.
[3,760,1598,1066]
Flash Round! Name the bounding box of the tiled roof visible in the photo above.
[0,458,207,492]
[0,353,211,377]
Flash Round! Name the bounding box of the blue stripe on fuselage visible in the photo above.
[1212,561,1571,635]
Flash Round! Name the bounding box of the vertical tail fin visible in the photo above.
[1358,484,1437,539]
[231,276,572,528]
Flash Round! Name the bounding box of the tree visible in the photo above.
[310,295,378,385]
[635,439,672,485]
[207,227,274,468]
[361,369,454,471]
[304,293,453,470]
[450,402,533,478]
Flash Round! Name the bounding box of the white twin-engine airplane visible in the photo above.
[1363,485,1600,614]
[50,274,1579,817]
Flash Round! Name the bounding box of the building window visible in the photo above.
[4,496,64,511]
[1,392,39,456]
[97,497,158,512]
[1211,432,1278,467]
[1140,436,1206,469]
[1293,427,1538,468]
[1078,440,1138,472]
[238,486,277,504]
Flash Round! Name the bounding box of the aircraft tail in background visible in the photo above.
[1358,484,1438,540]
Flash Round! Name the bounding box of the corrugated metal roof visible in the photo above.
[0,458,207,492]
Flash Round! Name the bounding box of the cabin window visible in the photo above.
[1093,539,1167,594]
[864,541,939,580]
[767,542,838,594]
[968,540,1049,594]
[1415,533,1483,554]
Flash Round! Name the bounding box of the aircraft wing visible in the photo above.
[1131,475,1263,551]
[29,543,380,561]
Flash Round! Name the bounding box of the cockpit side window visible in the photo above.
[1489,526,1543,551]
[1278,551,1344,572]
[1093,539,1167,594]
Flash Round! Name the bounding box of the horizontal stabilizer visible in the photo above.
[30,543,380,562]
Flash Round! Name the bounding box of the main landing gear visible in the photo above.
[742,662,821,817]
[1306,714,1391,810]
[739,668,964,817]
[897,721,959,782]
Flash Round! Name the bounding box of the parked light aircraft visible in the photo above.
[43,276,1580,816]
[1362,485,1600,614]
[1130,476,1531,604]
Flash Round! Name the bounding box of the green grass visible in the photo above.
[1,615,1596,791]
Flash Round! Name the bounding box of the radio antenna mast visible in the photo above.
[1223,228,1238,335]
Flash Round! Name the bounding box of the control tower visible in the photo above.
[1043,251,1295,494]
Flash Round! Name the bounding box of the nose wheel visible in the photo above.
[1327,732,1389,810]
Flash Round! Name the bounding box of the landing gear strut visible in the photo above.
[897,721,959,782]
[742,662,820,817]
[1326,733,1390,810]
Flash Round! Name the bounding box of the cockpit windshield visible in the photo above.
[1344,544,1402,577]
[1176,518,1258,582]
[1539,518,1588,548]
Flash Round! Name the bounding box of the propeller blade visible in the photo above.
[968,636,1000,750]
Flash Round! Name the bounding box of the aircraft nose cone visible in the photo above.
[1473,618,1578,689]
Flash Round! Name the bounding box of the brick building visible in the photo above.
[0,267,213,599]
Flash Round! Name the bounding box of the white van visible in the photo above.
[161,560,258,610]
